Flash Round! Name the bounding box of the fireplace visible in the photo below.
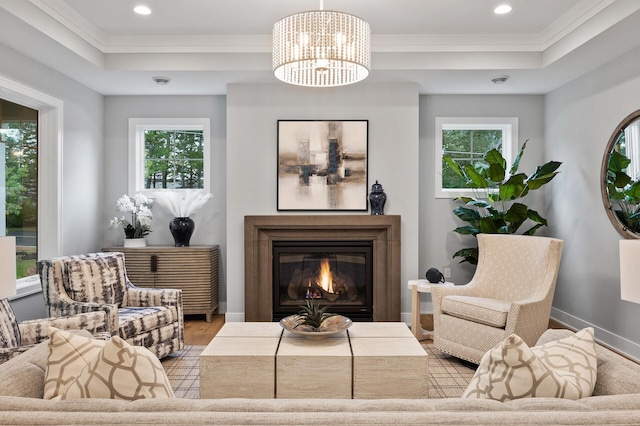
[244,215,400,322]
[272,240,373,320]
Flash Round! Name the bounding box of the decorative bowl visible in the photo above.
[279,314,352,340]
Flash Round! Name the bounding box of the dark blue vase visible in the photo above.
[169,217,195,247]
[368,180,387,215]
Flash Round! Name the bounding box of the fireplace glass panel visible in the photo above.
[272,241,373,320]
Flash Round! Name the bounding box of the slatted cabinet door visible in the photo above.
[103,245,219,322]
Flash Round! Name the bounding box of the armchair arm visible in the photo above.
[431,283,476,313]
[126,284,184,345]
[0,347,31,364]
[18,310,110,346]
[507,296,554,346]
[46,300,119,336]
[125,284,182,308]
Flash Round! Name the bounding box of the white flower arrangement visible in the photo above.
[152,189,213,218]
[109,193,153,239]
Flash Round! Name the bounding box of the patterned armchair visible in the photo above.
[38,252,184,359]
[431,234,564,365]
[0,298,108,364]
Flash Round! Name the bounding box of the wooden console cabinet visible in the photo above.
[103,245,219,322]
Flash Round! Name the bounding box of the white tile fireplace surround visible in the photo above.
[244,215,401,322]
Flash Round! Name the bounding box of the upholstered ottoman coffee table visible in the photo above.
[199,322,428,399]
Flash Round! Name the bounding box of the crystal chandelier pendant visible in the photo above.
[272,3,371,87]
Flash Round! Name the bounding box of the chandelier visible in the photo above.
[272,1,371,87]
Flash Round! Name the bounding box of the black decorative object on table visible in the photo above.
[169,217,195,247]
[425,267,445,283]
[368,180,387,215]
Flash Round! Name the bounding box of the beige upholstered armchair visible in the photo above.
[38,252,184,359]
[431,234,564,365]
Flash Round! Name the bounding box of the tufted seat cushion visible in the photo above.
[117,306,179,340]
[441,295,511,328]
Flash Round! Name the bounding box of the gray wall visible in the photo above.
[0,44,103,319]
[102,96,228,310]
[418,94,546,313]
[226,83,420,322]
[546,46,640,360]
[4,36,640,361]
[0,44,104,256]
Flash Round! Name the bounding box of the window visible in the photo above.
[0,75,63,293]
[2,100,37,279]
[435,117,518,198]
[128,118,211,194]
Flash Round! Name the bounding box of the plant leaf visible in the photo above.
[453,226,479,235]
[453,247,478,265]
[465,199,492,208]
[478,217,501,233]
[484,148,507,169]
[443,155,465,178]
[625,180,640,202]
[526,161,562,190]
[503,202,528,224]
[607,183,626,200]
[488,163,505,182]
[484,149,506,182]
[463,164,489,188]
[523,223,544,235]
[509,140,527,175]
[527,208,548,226]
[453,206,482,222]
[498,173,527,200]
[608,150,631,172]
[613,171,632,188]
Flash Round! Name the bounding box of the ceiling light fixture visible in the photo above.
[272,0,371,87]
[152,76,171,85]
[133,5,152,15]
[494,4,512,15]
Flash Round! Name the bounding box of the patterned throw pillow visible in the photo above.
[61,335,174,400]
[462,327,597,401]
[44,327,106,399]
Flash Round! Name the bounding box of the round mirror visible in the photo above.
[601,109,640,239]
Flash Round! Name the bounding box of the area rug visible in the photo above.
[161,343,476,399]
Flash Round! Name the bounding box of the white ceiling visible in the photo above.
[1,0,640,95]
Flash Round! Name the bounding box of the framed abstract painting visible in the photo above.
[277,120,368,211]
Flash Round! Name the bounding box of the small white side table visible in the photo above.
[408,279,454,341]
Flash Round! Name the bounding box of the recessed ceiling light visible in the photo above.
[134,5,152,15]
[494,4,512,14]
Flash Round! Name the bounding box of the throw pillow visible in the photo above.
[462,327,597,401]
[44,327,106,399]
[61,335,174,400]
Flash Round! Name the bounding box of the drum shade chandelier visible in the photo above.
[272,0,371,87]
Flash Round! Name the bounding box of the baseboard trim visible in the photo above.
[551,307,640,363]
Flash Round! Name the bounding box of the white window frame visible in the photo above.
[128,118,211,195]
[0,74,63,295]
[435,117,518,199]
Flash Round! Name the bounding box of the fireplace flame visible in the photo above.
[318,259,334,293]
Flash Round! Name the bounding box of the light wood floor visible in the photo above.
[184,314,226,345]
[183,314,566,346]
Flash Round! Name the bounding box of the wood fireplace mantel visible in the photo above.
[244,215,401,322]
